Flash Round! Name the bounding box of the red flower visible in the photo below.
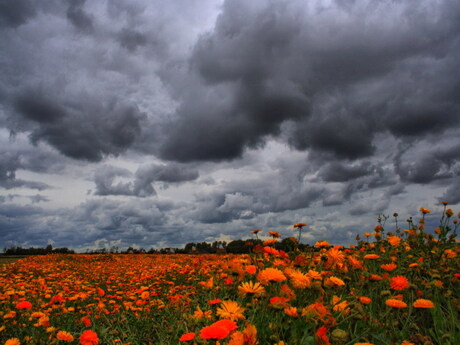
[16,301,32,309]
[315,326,331,345]
[200,319,237,340]
[79,330,99,345]
[179,332,196,341]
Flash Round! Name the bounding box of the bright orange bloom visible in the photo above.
[199,319,237,340]
[263,239,277,246]
[15,301,32,309]
[216,301,245,321]
[289,270,312,289]
[250,229,261,234]
[420,207,431,214]
[363,254,380,259]
[57,331,74,342]
[294,222,307,228]
[268,231,281,238]
[390,276,410,291]
[179,332,196,341]
[381,263,397,272]
[315,241,330,248]
[4,339,20,345]
[387,236,402,247]
[412,299,435,308]
[284,306,299,317]
[257,267,286,285]
[238,281,265,297]
[385,299,407,308]
[228,331,245,345]
[325,248,345,269]
[245,265,257,274]
[79,330,99,345]
[400,341,415,345]
[192,306,212,320]
[303,302,329,321]
[327,276,345,287]
[354,343,374,345]
[358,296,372,305]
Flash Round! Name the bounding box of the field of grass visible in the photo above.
[0,205,459,345]
[0,256,29,266]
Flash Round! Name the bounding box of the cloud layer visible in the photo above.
[1,0,459,250]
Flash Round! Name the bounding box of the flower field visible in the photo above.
[1,206,459,345]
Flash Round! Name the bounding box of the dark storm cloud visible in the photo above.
[0,151,50,190]
[117,28,148,52]
[0,0,37,28]
[11,88,144,161]
[94,163,199,197]
[160,0,460,163]
[394,142,460,183]
[66,0,94,33]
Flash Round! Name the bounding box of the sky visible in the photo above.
[1,0,459,252]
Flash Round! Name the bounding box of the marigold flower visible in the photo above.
[57,331,74,342]
[284,306,299,317]
[4,339,20,345]
[412,299,435,308]
[245,265,257,274]
[358,296,371,305]
[385,299,407,308]
[303,302,329,320]
[179,332,196,341]
[257,267,286,285]
[208,299,222,305]
[387,236,402,247]
[238,281,265,297]
[363,254,380,259]
[445,208,454,217]
[289,270,312,289]
[15,301,32,309]
[390,276,410,291]
[192,306,212,320]
[199,319,237,340]
[79,330,99,345]
[228,331,244,345]
[315,241,330,248]
[381,263,397,272]
[327,276,345,287]
[268,231,281,238]
[216,301,245,321]
[250,229,261,234]
[263,239,277,246]
[420,207,430,214]
[400,341,415,345]
[354,343,374,345]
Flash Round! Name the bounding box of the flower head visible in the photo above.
[385,299,408,308]
[200,319,237,340]
[238,281,265,297]
[412,299,435,308]
[57,331,74,342]
[390,276,410,291]
[257,267,286,285]
[79,330,99,345]
[216,301,245,321]
[179,333,196,342]
[15,301,32,310]
[5,339,20,345]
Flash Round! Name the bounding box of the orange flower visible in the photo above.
[268,231,281,238]
[15,301,32,309]
[227,332,245,345]
[250,229,261,234]
[385,299,407,308]
[420,207,431,214]
[192,306,212,320]
[325,248,345,269]
[263,239,277,246]
[390,276,410,291]
[354,343,374,345]
[294,223,307,228]
[400,341,415,345]
[4,339,20,345]
[284,306,299,317]
[303,302,329,321]
[327,276,345,287]
[216,301,245,321]
[358,296,372,304]
[200,319,237,340]
[363,254,380,259]
[179,332,196,341]
[387,236,402,247]
[289,270,312,289]
[257,268,286,285]
[315,241,330,248]
[238,281,265,297]
[57,331,74,342]
[381,263,397,272]
[412,299,435,308]
[79,330,99,345]
[245,265,257,274]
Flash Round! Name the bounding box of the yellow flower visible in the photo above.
[238,281,265,297]
[216,300,245,321]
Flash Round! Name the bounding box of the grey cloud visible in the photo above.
[66,0,94,33]
[117,28,148,52]
[11,89,144,161]
[0,0,37,28]
[94,163,199,197]
[159,0,460,162]
[0,152,50,190]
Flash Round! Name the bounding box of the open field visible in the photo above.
[0,256,29,266]
[1,208,459,345]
